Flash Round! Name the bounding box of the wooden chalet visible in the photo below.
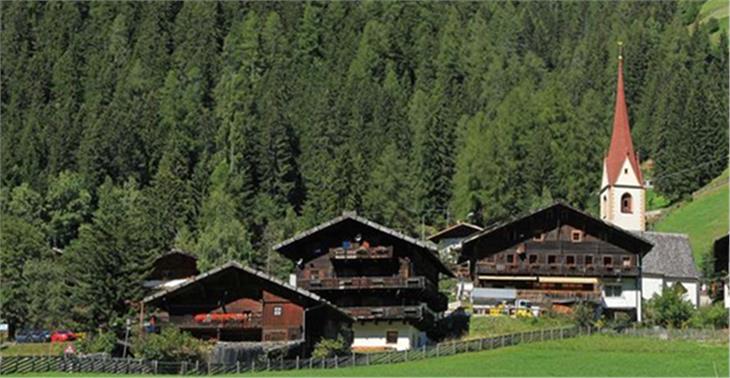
[428,223,483,248]
[274,212,453,351]
[142,261,352,356]
[459,202,653,319]
[712,234,729,307]
[144,249,200,290]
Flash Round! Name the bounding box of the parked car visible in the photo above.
[31,330,51,343]
[50,330,77,342]
[15,329,34,343]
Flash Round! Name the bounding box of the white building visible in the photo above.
[635,232,700,307]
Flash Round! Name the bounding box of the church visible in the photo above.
[598,44,699,308]
[457,45,699,321]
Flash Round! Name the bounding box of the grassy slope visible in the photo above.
[248,335,728,377]
[467,316,571,339]
[0,342,68,357]
[6,336,728,377]
[653,169,728,263]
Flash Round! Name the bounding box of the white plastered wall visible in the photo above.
[351,322,426,351]
[601,277,640,310]
[642,275,699,308]
[600,158,645,231]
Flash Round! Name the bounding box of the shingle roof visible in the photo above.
[142,261,352,320]
[634,231,699,279]
[273,212,453,277]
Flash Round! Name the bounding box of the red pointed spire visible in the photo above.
[605,42,642,186]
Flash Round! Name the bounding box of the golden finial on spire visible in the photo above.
[618,41,624,61]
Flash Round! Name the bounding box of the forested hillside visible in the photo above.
[1,2,727,333]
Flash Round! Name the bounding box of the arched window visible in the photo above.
[621,193,632,214]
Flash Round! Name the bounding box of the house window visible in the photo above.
[603,256,613,266]
[566,255,576,266]
[621,193,632,213]
[309,269,320,280]
[585,255,594,266]
[605,284,622,297]
[528,255,538,264]
[571,230,583,243]
[273,305,283,317]
[624,168,628,174]
[506,254,515,264]
[386,331,398,344]
[533,233,545,242]
[622,256,631,268]
[548,255,558,265]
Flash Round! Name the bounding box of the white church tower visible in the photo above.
[599,43,645,231]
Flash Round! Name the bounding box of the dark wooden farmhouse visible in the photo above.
[459,202,653,320]
[274,212,453,351]
[142,261,352,356]
[143,249,200,290]
[712,234,729,307]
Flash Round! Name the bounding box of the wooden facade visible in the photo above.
[274,213,453,334]
[144,249,199,289]
[460,203,653,308]
[142,262,352,356]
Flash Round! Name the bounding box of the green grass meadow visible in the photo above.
[654,170,728,263]
[6,335,728,377]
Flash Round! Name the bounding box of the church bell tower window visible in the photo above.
[621,193,632,214]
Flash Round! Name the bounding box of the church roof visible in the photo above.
[605,48,643,186]
[634,231,699,280]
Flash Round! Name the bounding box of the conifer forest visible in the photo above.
[1,1,727,334]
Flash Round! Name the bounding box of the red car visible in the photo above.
[50,330,77,342]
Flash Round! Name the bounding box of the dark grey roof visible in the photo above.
[273,212,454,277]
[635,231,699,279]
[274,212,437,252]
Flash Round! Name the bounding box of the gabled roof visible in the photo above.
[635,232,698,280]
[273,212,453,277]
[461,202,654,260]
[428,223,483,243]
[158,248,198,261]
[142,261,352,320]
[605,50,642,186]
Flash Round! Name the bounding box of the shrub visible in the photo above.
[78,331,117,354]
[572,302,595,328]
[688,303,729,329]
[133,328,207,362]
[607,312,632,331]
[311,336,348,359]
[644,284,695,328]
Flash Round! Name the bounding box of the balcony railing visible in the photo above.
[298,276,434,291]
[346,304,435,322]
[515,289,601,303]
[329,245,394,260]
[475,262,638,277]
[168,314,262,330]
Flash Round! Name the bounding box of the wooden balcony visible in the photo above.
[298,276,434,291]
[329,245,394,260]
[516,289,601,303]
[346,304,436,323]
[168,314,262,330]
[475,262,638,277]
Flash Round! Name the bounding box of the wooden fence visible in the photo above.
[0,326,584,375]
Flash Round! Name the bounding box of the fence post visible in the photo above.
[453,341,456,354]
[405,349,408,361]
[309,358,313,369]
[266,357,270,371]
[295,356,299,370]
[335,355,338,368]
[252,360,255,373]
[366,353,370,366]
[560,328,564,339]
[352,352,356,367]
[436,343,439,358]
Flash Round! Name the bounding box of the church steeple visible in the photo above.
[605,42,642,187]
[600,42,645,231]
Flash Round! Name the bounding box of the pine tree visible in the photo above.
[45,171,92,248]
